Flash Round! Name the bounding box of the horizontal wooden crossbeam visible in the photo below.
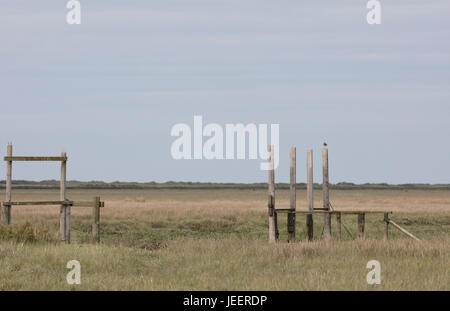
[275,209,392,215]
[71,201,105,208]
[4,156,67,162]
[1,200,104,208]
[2,201,67,206]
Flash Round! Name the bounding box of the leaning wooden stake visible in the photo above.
[268,145,278,243]
[92,196,101,243]
[357,213,365,239]
[306,149,314,241]
[322,148,331,239]
[59,152,68,242]
[388,220,421,241]
[288,147,296,242]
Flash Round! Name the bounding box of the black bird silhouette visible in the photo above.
[323,142,328,147]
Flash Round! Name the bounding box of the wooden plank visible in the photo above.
[307,149,314,211]
[384,213,389,241]
[306,215,314,242]
[288,147,296,242]
[322,148,331,240]
[65,204,71,244]
[59,205,66,241]
[1,200,103,207]
[60,152,67,242]
[306,149,314,241]
[2,200,71,206]
[358,213,365,239]
[389,220,421,241]
[73,200,104,207]
[71,201,96,207]
[275,209,392,215]
[4,144,12,225]
[0,202,8,225]
[92,196,101,243]
[336,212,342,241]
[268,145,277,243]
[4,156,67,162]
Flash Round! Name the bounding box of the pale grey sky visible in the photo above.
[0,0,449,184]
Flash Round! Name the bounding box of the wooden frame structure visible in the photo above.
[267,145,420,242]
[0,144,104,244]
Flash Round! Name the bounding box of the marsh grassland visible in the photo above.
[0,189,449,290]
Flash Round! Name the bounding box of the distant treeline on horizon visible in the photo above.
[0,180,449,190]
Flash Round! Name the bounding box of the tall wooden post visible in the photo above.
[358,213,365,239]
[383,213,389,241]
[336,212,342,241]
[92,196,101,243]
[59,152,67,242]
[2,144,12,225]
[322,148,331,239]
[306,149,314,241]
[268,145,278,243]
[288,147,296,242]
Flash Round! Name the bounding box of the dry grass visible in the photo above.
[0,238,448,290]
[8,188,450,220]
[0,188,449,290]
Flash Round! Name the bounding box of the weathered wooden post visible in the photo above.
[0,202,4,225]
[3,144,13,225]
[384,213,389,241]
[268,145,278,243]
[322,148,331,240]
[288,147,296,242]
[92,196,101,243]
[306,149,314,241]
[336,212,342,241]
[65,202,71,244]
[59,152,68,242]
[358,213,365,239]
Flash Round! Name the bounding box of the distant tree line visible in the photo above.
[0,180,449,190]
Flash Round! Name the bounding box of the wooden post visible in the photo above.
[288,147,296,242]
[59,152,67,242]
[336,212,342,241]
[65,203,71,244]
[306,149,314,241]
[0,202,6,226]
[3,144,13,225]
[92,196,101,243]
[268,145,278,243]
[322,148,331,240]
[384,213,389,241]
[358,213,365,239]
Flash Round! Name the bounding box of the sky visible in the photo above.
[0,0,449,184]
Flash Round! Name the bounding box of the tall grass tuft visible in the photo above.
[0,222,53,243]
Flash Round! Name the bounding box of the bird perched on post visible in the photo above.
[323,142,328,147]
